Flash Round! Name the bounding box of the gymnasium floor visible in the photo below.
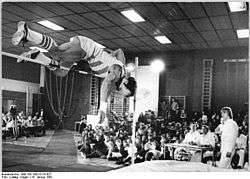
[2,130,120,172]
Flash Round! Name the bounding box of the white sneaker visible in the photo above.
[244,162,248,169]
[12,21,28,46]
[17,49,40,63]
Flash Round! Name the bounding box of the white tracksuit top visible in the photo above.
[220,119,238,153]
[75,36,124,78]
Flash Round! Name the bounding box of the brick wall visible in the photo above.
[108,92,128,117]
[2,55,41,115]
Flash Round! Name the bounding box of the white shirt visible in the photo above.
[77,36,124,78]
[198,132,215,147]
[127,144,137,157]
[183,131,201,144]
[220,118,238,152]
[6,120,14,128]
[236,134,247,150]
[180,111,187,118]
[171,101,179,111]
[202,115,208,123]
[144,141,157,151]
[40,110,44,117]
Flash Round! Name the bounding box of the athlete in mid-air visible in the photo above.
[12,21,137,127]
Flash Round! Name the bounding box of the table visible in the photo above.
[24,125,45,136]
[164,143,212,162]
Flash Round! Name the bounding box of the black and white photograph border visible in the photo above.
[0,0,249,177]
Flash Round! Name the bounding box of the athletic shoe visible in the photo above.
[12,21,28,46]
[17,48,40,63]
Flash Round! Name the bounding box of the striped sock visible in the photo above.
[38,35,57,50]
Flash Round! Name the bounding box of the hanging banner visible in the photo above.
[134,66,160,118]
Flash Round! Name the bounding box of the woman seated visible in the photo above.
[86,134,108,159]
[144,135,162,161]
[234,130,248,169]
[134,137,146,163]
[78,134,92,158]
[116,139,135,165]
[104,134,114,159]
[106,138,124,161]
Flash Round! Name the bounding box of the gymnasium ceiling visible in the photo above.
[2,2,249,55]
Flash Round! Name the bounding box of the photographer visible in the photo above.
[9,105,19,140]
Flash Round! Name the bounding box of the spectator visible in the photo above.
[116,138,136,165]
[180,109,187,121]
[197,125,215,163]
[201,111,208,125]
[144,135,161,161]
[103,134,115,159]
[182,123,201,145]
[107,138,123,161]
[34,112,40,119]
[141,135,147,145]
[86,134,108,159]
[170,98,179,114]
[87,124,93,131]
[71,107,248,168]
[78,134,92,158]
[192,112,200,122]
[79,115,87,134]
[235,130,248,168]
[134,137,145,163]
[239,120,248,136]
[37,116,45,136]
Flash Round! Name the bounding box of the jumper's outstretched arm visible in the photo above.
[98,64,123,124]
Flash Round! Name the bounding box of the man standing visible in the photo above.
[79,115,87,134]
[170,98,179,117]
[217,107,238,168]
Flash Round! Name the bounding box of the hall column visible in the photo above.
[0,49,2,116]
[26,86,33,115]
[40,65,45,88]
[0,31,3,171]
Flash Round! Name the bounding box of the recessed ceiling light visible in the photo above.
[228,2,247,12]
[38,20,64,31]
[154,36,172,44]
[121,9,145,23]
[29,46,48,53]
[237,29,249,38]
[95,42,105,48]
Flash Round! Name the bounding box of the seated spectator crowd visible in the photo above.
[77,108,248,169]
[2,108,46,140]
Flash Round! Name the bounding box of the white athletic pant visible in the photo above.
[237,149,245,167]
[217,142,235,168]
